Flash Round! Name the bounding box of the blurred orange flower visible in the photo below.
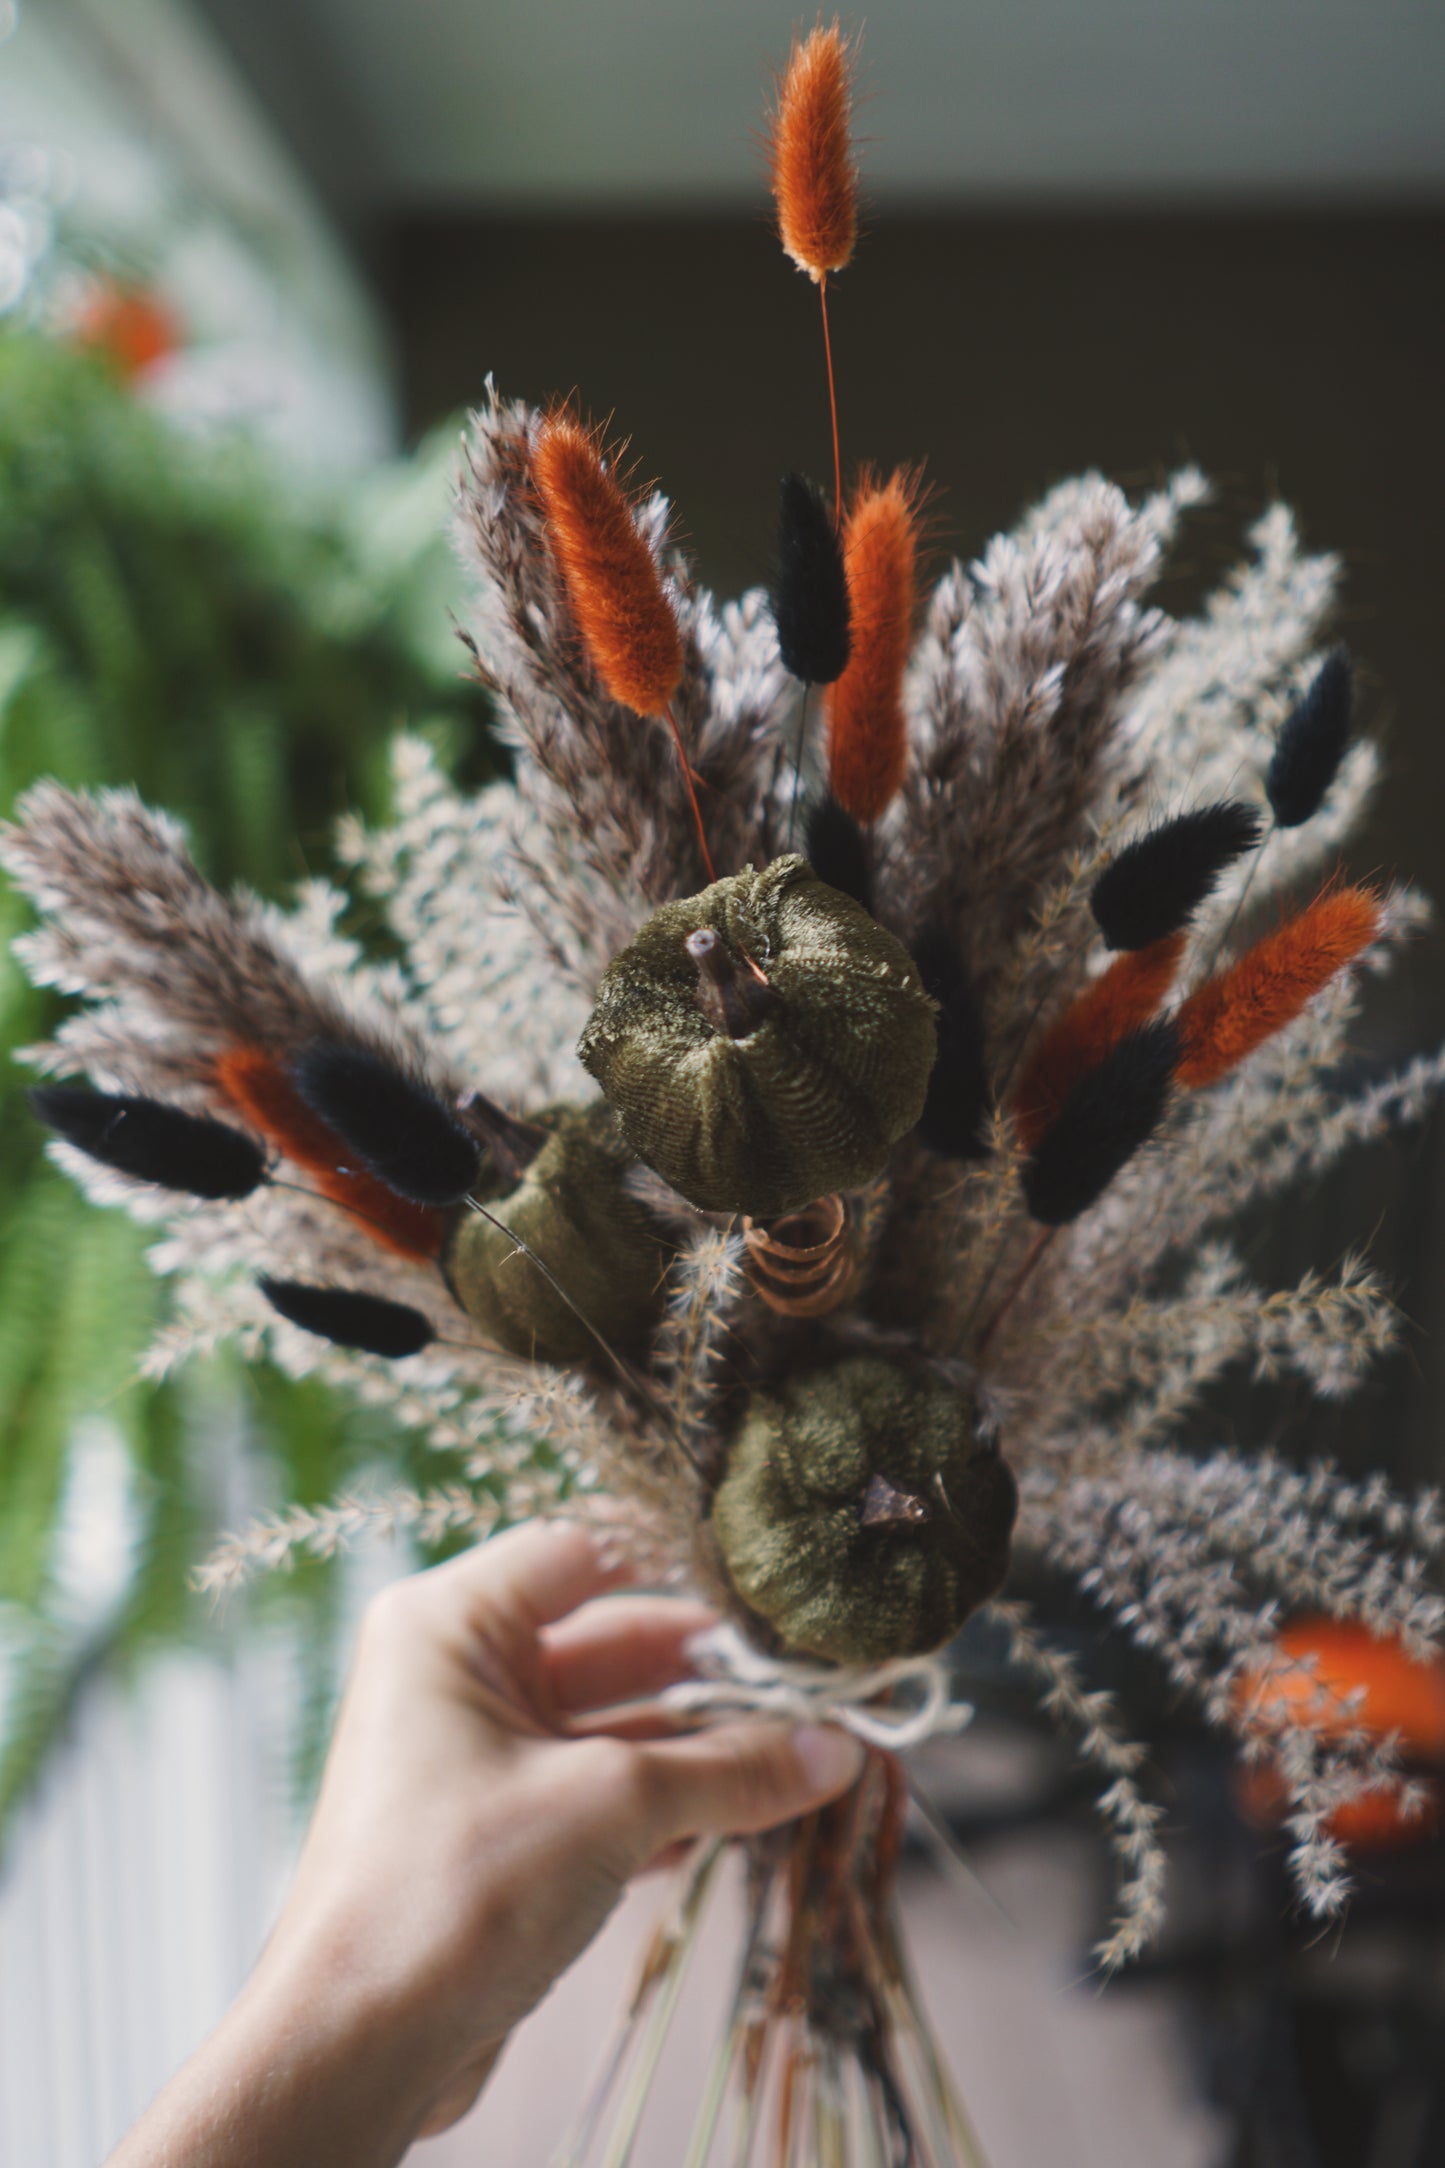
[1236,1618,1445,1848]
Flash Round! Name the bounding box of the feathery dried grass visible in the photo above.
[989,1599,1166,1970]
[9,459,1444,1966]
[1,783,452,1116]
[654,1223,747,1463]
[455,391,788,917]
[889,469,1205,1002]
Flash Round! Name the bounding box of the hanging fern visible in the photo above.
[0,327,494,1836]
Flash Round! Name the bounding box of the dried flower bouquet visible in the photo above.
[4,20,1444,2164]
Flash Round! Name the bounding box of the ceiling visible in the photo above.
[197,0,1445,215]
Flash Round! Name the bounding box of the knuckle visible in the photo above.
[579,1736,656,1844]
[715,1729,785,1823]
[359,1573,424,1644]
[582,1735,647,1815]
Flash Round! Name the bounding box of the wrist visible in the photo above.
[111,1936,440,2168]
[107,1984,428,2168]
[242,1912,456,2141]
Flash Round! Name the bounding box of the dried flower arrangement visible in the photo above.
[4,19,1444,2162]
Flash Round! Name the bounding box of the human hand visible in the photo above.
[108,1522,865,2167]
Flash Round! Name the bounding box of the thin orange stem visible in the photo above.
[979,1226,1057,1356]
[663,704,717,883]
[819,275,842,525]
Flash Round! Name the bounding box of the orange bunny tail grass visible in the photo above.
[1013,935,1186,1152]
[531,411,713,875]
[769,20,859,518]
[530,412,683,718]
[826,471,920,824]
[1175,885,1383,1090]
[214,1046,445,1260]
[770,20,859,284]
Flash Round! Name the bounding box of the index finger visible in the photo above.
[423,1518,636,1634]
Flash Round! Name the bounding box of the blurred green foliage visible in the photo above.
[0,328,491,1828]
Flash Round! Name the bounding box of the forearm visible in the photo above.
[106,1942,443,2168]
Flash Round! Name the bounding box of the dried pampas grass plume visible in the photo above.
[827,470,920,823]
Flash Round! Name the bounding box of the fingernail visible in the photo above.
[793,1723,866,1794]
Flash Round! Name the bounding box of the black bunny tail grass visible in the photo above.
[289,1042,480,1207]
[911,927,990,1161]
[772,472,851,686]
[1022,1020,1180,1226]
[1091,800,1263,951]
[259,1277,437,1358]
[804,792,872,911]
[1267,647,1354,829]
[29,1085,267,1200]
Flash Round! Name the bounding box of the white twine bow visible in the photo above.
[660,1621,974,1752]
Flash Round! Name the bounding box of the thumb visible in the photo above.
[633,1719,867,1851]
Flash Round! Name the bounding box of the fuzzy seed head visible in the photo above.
[827,472,918,824]
[29,1085,266,1201]
[911,928,990,1162]
[259,1279,436,1360]
[531,413,683,717]
[1023,1019,1181,1226]
[214,1046,445,1259]
[1014,936,1186,1152]
[289,1040,481,1208]
[804,792,872,912]
[1267,647,1354,829]
[1176,886,1382,1090]
[773,471,851,684]
[769,21,859,282]
[1091,799,1264,951]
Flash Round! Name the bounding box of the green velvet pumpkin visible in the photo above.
[711,1356,1016,1664]
[443,1102,670,1364]
[576,856,937,1218]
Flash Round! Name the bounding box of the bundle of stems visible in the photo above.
[555,1756,993,2168]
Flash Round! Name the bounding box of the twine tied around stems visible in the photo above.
[661,1619,974,1750]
